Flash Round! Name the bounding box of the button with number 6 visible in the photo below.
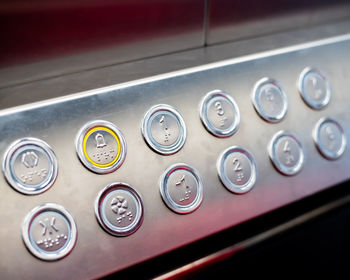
[217,146,257,194]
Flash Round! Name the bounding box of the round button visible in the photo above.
[76,120,126,174]
[199,90,240,137]
[217,146,257,194]
[95,182,144,236]
[313,117,346,160]
[22,203,77,261]
[141,104,186,155]
[268,131,305,176]
[298,67,331,110]
[159,163,203,214]
[2,138,58,195]
[252,78,288,123]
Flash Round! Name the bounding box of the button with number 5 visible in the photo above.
[217,146,257,194]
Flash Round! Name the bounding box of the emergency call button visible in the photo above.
[76,120,126,174]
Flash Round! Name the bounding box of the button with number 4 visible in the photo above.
[217,146,257,194]
[199,90,240,137]
[268,131,305,176]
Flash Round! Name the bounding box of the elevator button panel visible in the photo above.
[0,37,349,279]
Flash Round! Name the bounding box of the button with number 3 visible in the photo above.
[199,90,240,138]
[217,146,257,194]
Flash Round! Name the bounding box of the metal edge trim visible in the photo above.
[1,34,350,118]
[154,194,350,280]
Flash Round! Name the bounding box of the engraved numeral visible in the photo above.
[232,158,242,172]
[311,76,322,99]
[283,140,294,164]
[176,174,192,202]
[214,101,225,116]
[325,125,336,149]
[264,87,276,111]
[233,158,244,182]
[159,115,171,143]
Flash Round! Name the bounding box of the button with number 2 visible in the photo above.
[217,146,257,194]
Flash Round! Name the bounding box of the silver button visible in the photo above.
[95,182,144,236]
[2,138,58,195]
[159,163,203,214]
[75,120,127,174]
[141,104,186,155]
[217,146,257,194]
[252,78,288,123]
[199,90,240,137]
[268,131,305,176]
[298,67,331,110]
[22,203,77,261]
[313,117,346,160]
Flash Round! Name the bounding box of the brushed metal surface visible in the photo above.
[1,36,350,279]
[207,0,350,45]
[0,0,204,69]
[2,20,350,108]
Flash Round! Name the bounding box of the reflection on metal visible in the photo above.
[155,195,350,280]
[1,32,350,279]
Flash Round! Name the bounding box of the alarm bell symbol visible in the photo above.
[95,133,107,148]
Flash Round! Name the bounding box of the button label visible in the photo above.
[76,120,126,174]
[175,174,192,202]
[95,183,144,236]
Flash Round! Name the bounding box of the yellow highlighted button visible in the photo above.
[83,126,121,168]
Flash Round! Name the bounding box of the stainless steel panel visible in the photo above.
[2,19,350,109]
[1,35,350,279]
[207,0,350,45]
[0,0,204,89]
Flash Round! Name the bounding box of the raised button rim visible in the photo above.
[199,89,240,137]
[297,67,331,110]
[159,163,204,214]
[268,130,305,176]
[313,117,346,160]
[141,104,187,155]
[2,137,58,195]
[75,120,127,174]
[22,203,77,261]
[216,146,258,194]
[94,182,144,237]
[252,77,288,123]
